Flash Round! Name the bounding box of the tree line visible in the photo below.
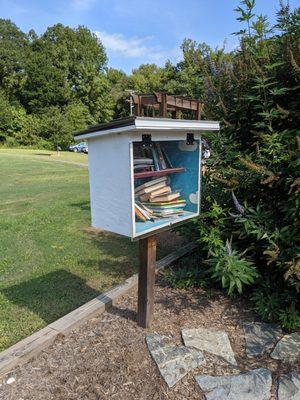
[1,0,299,328]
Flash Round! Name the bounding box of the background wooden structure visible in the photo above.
[131,92,203,120]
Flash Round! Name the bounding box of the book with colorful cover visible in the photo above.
[145,203,186,210]
[153,210,184,217]
[142,199,186,206]
[135,205,147,222]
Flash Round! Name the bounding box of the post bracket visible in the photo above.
[142,134,152,147]
[186,133,195,145]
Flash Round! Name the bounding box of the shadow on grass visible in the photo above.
[79,229,139,280]
[33,153,52,156]
[1,269,100,324]
[71,200,91,212]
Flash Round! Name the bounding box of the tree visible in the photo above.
[106,68,130,118]
[21,24,114,121]
[0,19,28,101]
[0,89,26,143]
[128,64,164,93]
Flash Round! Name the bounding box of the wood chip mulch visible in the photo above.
[1,278,299,400]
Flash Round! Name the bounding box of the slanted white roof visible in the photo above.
[75,116,220,141]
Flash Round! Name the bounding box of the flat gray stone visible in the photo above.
[271,332,300,363]
[146,333,206,388]
[278,372,300,400]
[243,322,282,357]
[195,368,272,400]
[182,328,237,365]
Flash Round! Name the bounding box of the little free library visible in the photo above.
[75,110,220,327]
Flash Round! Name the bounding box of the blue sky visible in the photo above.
[1,0,298,73]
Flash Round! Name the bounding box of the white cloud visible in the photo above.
[95,31,180,64]
[95,31,151,58]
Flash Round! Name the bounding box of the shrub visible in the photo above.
[175,1,300,328]
[208,247,258,295]
[12,102,94,149]
[279,305,300,330]
[162,252,207,288]
[163,265,208,289]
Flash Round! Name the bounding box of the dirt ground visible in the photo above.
[1,277,298,400]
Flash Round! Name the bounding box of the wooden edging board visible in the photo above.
[0,242,197,377]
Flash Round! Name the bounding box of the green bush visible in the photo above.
[163,265,208,289]
[12,102,94,149]
[279,305,300,330]
[251,283,300,330]
[175,1,300,328]
[163,254,208,289]
[208,247,258,296]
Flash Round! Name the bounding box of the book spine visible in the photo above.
[156,143,167,170]
[161,145,173,169]
[151,146,160,171]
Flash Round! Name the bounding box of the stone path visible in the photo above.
[271,332,300,364]
[146,324,300,399]
[182,327,237,365]
[243,322,282,357]
[146,333,206,388]
[278,372,300,400]
[195,368,272,400]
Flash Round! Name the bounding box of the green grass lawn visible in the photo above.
[0,148,89,164]
[0,150,140,351]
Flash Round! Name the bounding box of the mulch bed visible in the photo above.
[1,277,298,400]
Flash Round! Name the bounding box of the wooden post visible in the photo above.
[137,235,157,328]
[136,95,142,116]
[196,102,202,120]
[160,93,167,118]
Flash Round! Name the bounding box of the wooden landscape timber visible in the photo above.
[0,243,197,377]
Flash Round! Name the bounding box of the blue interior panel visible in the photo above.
[134,139,200,236]
[162,140,199,213]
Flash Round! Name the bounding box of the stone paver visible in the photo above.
[195,368,272,400]
[271,332,300,363]
[278,372,300,400]
[146,333,206,388]
[243,322,282,357]
[182,328,237,365]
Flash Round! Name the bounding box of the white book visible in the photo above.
[135,180,167,195]
[134,176,168,193]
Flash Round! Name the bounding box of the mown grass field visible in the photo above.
[0,148,89,164]
[0,149,140,351]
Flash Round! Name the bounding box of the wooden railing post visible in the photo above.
[137,235,157,328]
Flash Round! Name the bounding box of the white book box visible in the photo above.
[75,117,220,240]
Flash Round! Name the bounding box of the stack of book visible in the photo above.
[134,176,186,221]
[134,157,154,172]
[133,142,172,172]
